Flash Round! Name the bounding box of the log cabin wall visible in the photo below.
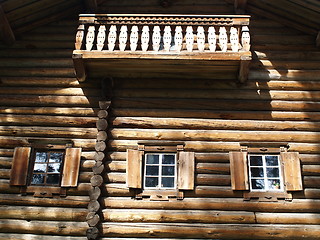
[0,18,100,239]
[0,0,319,240]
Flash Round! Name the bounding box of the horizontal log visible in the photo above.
[110,128,320,143]
[0,95,99,107]
[249,70,320,81]
[113,89,320,101]
[104,197,320,213]
[0,49,72,58]
[252,35,315,45]
[0,206,87,221]
[0,87,98,96]
[0,58,73,68]
[0,107,98,116]
[0,194,89,208]
[103,209,255,224]
[0,219,87,236]
[101,222,320,239]
[196,163,230,174]
[256,212,320,224]
[0,126,97,138]
[109,140,320,154]
[0,157,12,168]
[113,98,320,112]
[251,60,320,70]
[0,68,75,77]
[196,174,230,186]
[302,165,320,176]
[0,233,86,240]
[111,117,320,131]
[303,176,320,188]
[254,51,320,61]
[113,108,320,121]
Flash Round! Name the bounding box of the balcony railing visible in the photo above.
[73,14,251,82]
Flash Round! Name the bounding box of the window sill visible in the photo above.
[136,189,183,201]
[244,191,292,202]
[21,185,67,198]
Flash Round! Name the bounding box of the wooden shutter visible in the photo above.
[281,152,303,191]
[229,151,249,190]
[61,148,82,187]
[126,149,142,188]
[178,152,195,190]
[10,147,31,186]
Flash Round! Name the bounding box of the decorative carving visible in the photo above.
[174,26,183,52]
[219,26,228,52]
[197,26,205,52]
[96,25,106,51]
[75,24,85,50]
[152,26,161,51]
[230,27,239,52]
[141,25,150,52]
[241,26,250,51]
[119,25,128,51]
[186,26,194,52]
[208,26,216,52]
[130,25,139,51]
[86,26,95,51]
[163,26,172,52]
[108,25,117,51]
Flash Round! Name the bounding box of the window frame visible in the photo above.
[248,154,284,192]
[143,152,177,190]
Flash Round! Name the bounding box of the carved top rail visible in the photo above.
[74,14,251,53]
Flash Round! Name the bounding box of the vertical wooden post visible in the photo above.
[316,31,320,49]
[0,5,15,45]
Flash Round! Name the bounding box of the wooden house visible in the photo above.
[1,0,320,239]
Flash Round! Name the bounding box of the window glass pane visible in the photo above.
[35,152,47,163]
[47,174,60,185]
[48,163,62,173]
[145,177,158,187]
[249,156,263,166]
[146,155,159,164]
[267,167,279,178]
[33,163,46,173]
[162,166,175,176]
[49,152,63,162]
[162,177,174,188]
[268,179,281,190]
[250,167,264,177]
[162,155,175,164]
[146,166,159,175]
[266,156,279,166]
[31,174,45,184]
[251,179,265,190]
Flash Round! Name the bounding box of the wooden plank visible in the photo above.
[0,5,15,45]
[281,152,303,191]
[229,152,248,190]
[0,233,86,240]
[61,148,82,187]
[126,149,142,188]
[9,147,31,186]
[178,152,195,190]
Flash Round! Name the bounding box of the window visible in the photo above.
[248,154,283,191]
[126,145,195,200]
[229,150,303,201]
[10,146,82,197]
[144,153,177,190]
[30,150,64,186]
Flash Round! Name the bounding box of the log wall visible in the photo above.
[99,1,320,239]
[0,18,98,240]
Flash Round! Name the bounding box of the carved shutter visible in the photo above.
[61,148,82,187]
[10,147,32,186]
[178,152,195,190]
[229,151,249,190]
[126,149,142,188]
[281,152,303,191]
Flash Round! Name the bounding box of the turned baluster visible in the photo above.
[197,26,205,52]
[208,26,216,52]
[86,26,95,51]
[119,25,128,51]
[96,25,106,51]
[219,26,228,52]
[186,26,194,52]
[141,26,150,52]
[174,26,183,52]
[152,26,161,51]
[108,25,117,51]
[163,26,172,52]
[130,26,139,51]
[241,26,250,51]
[230,27,239,52]
[75,24,85,50]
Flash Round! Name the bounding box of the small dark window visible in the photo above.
[30,150,64,186]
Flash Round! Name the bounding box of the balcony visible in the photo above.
[72,14,251,82]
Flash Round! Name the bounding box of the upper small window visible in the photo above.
[248,154,283,192]
[30,150,64,186]
[144,153,177,190]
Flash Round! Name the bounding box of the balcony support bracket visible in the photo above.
[73,53,87,82]
[238,55,251,84]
